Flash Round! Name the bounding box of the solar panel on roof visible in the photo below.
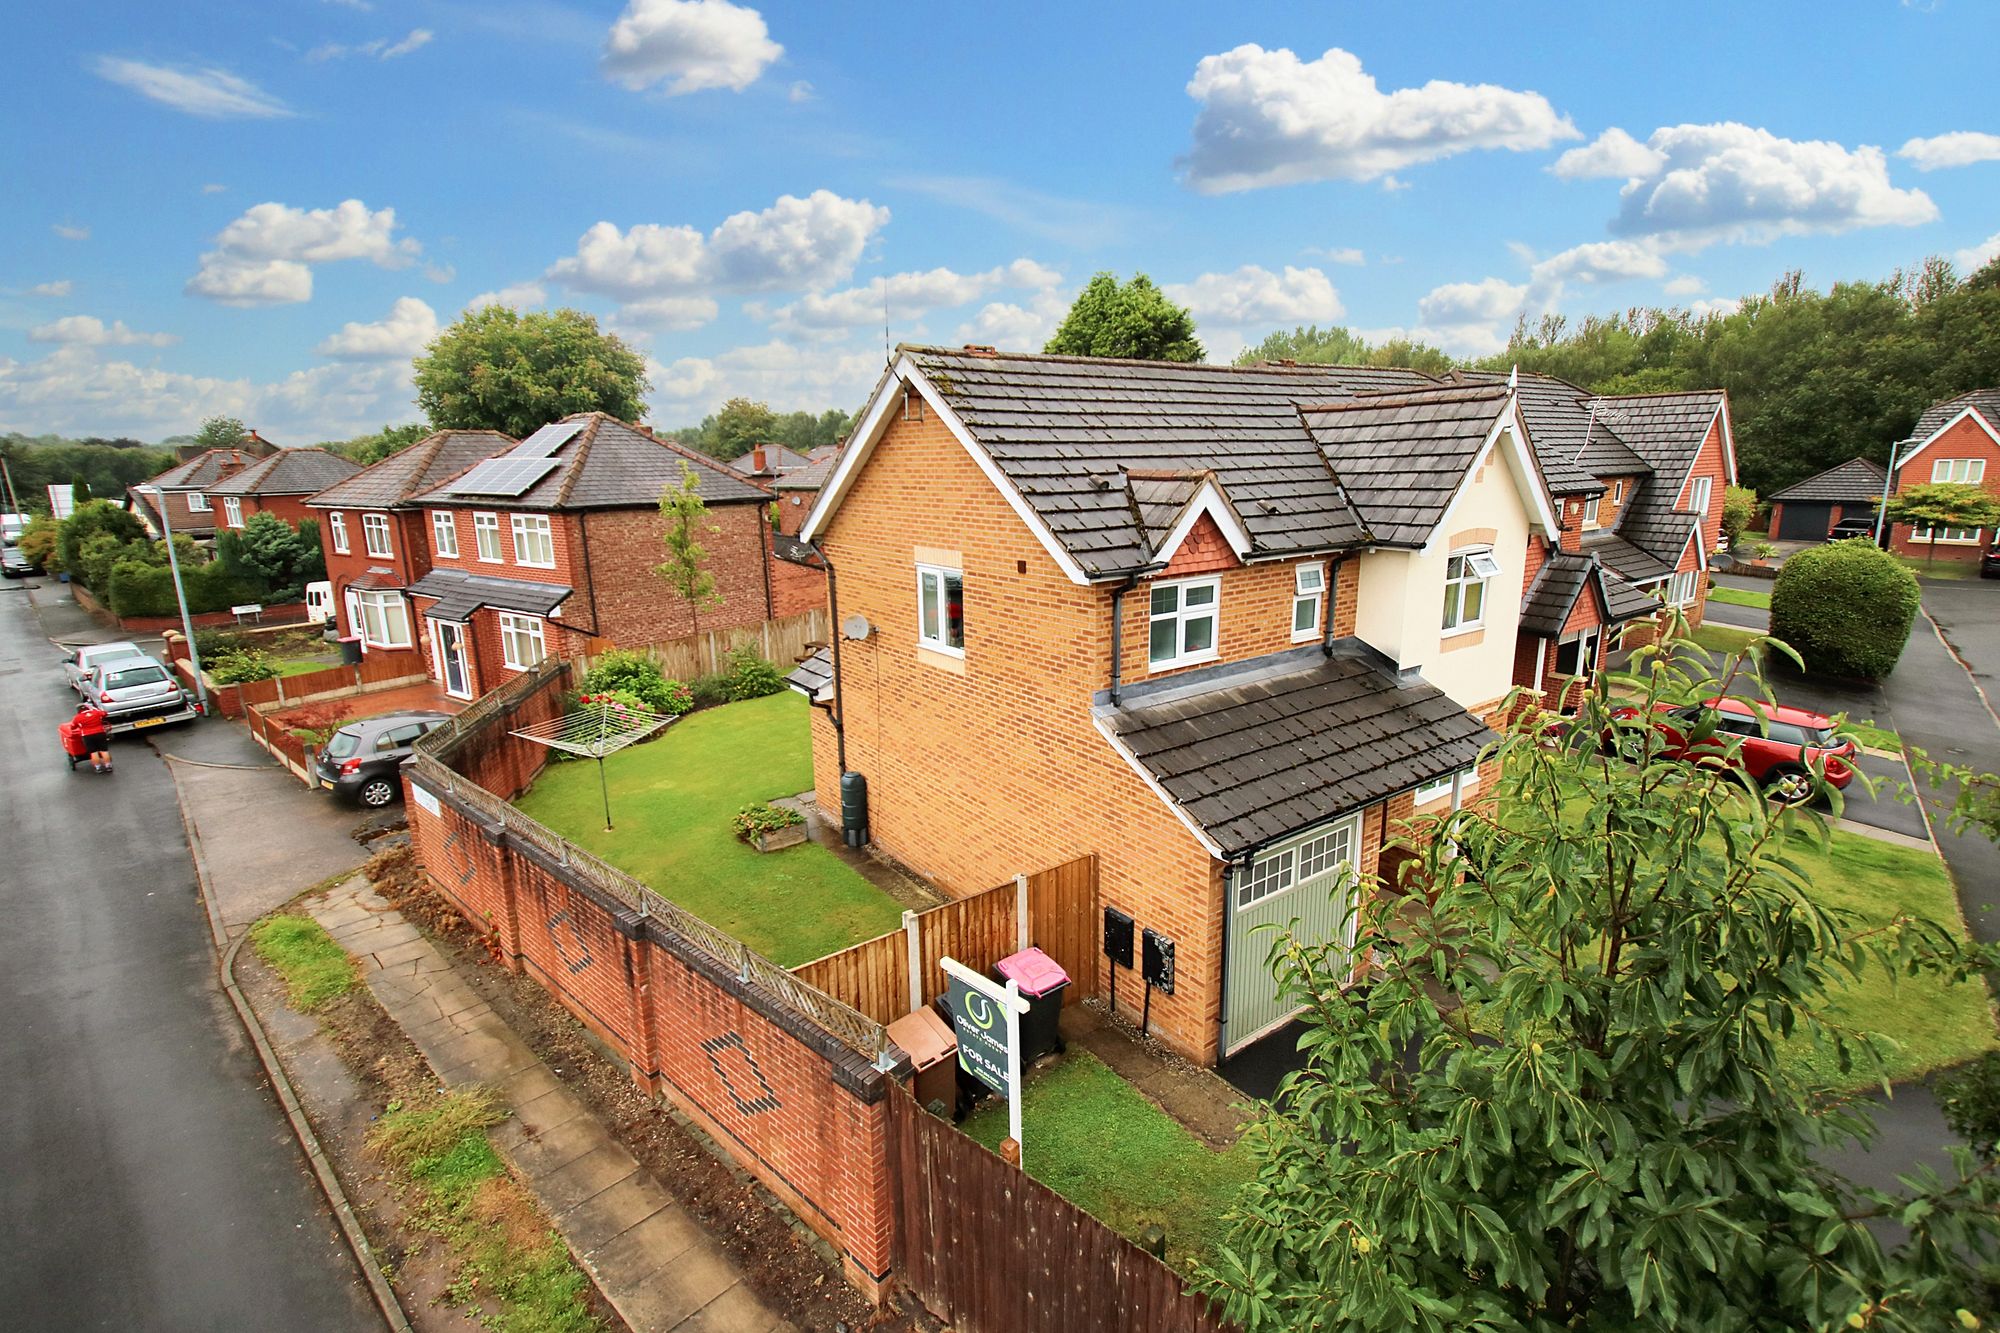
[512,420,585,459]
[446,457,560,497]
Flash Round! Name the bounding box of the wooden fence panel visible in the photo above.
[916,886,1019,1010]
[1025,854,1099,1003]
[569,608,828,682]
[792,929,908,1025]
[887,1085,1234,1333]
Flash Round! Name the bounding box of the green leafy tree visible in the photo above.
[221,512,322,599]
[1721,484,1758,547]
[653,462,720,635]
[191,416,249,453]
[413,306,649,438]
[56,500,147,587]
[17,514,60,570]
[706,397,779,461]
[1202,642,2000,1332]
[1883,481,2000,566]
[1235,325,1456,375]
[68,475,93,506]
[326,423,430,466]
[1045,272,1204,362]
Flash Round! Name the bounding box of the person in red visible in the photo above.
[73,701,111,773]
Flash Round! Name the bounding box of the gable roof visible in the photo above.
[307,430,516,510]
[727,443,813,475]
[207,447,362,498]
[411,413,769,511]
[1913,390,2000,443]
[1768,457,1888,504]
[1452,371,1637,494]
[1519,553,1606,636]
[144,447,248,490]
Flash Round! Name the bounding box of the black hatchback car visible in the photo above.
[313,711,451,807]
[1983,541,2000,579]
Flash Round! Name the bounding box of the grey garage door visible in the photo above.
[1777,502,1833,540]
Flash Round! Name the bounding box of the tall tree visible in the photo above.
[68,475,92,506]
[1044,272,1204,363]
[413,306,649,438]
[1882,481,2000,565]
[707,398,779,460]
[325,423,430,466]
[1202,646,2000,1331]
[653,462,720,636]
[1235,325,1455,376]
[192,416,249,453]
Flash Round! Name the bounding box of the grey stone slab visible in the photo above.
[529,1141,639,1216]
[499,1063,567,1108]
[492,1113,604,1177]
[592,1220,737,1327]
[368,937,437,970]
[675,1282,787,1333]
[512,1085,587,1139]
[556,1173,676,1254]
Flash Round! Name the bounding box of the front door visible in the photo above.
[342,587,365,653]
[1222,814,1362,1057]
[433,620,470,699]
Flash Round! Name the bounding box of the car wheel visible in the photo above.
[1764,765,1815,807]
[358,777,399,808]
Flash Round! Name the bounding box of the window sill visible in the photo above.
[475,556,504,564]
[1439,622,1485,640]
[1289,628,1322,645]
[515,562,557,571]
[1148,650,1220,675]
[916,644,966,675]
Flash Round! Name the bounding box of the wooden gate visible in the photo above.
[887,1086,1235,1332]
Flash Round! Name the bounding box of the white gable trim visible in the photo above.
[801,356,1093,585]
[1714,398,1738,484]
[1091,713,1227,859]
[1895,405,2000,470]
[1422,399,1562,554]
[1152,478,1253,567]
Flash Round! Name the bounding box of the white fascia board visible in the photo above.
[1714,398,1738,484]
[800,356,1094,586]
[1153,478,1254,565]
[1091,712,1227,860]
[1423,402,1561,555]
[1894,405,2000,470]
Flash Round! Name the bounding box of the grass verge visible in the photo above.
[370,1091,604,1333]
[960,1049,1252,1273]
[1690,622,1763,657]
[250,913,358,1012]
[1896,555,1980,581]
[515,693,906,967]
[1708,584,1772,609]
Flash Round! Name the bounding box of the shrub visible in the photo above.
[689,672,731,709]
[210,650,280,684]
[1939,1053,2000,1158]
[1721,485,1758,546]
[722,646,784,701]
[107,559,261,619]
[731,801,805,839]
[195,627,249,660]
[284,700,354,745]
[580,649,684,714]
[1769,539,1920,679]
[57,500,146,585]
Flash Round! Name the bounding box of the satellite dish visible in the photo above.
[842,614,873,641]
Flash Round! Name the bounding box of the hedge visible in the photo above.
[107,559,263,620]
[1768,540,1921,680]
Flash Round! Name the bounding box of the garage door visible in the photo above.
[1221,815,1361,1056]
[1777,502,1833,540]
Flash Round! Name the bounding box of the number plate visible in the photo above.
[320,778,334,790]
[133,716,165,729]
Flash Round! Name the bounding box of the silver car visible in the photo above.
[82,656,190,724]
[64,641,148,692]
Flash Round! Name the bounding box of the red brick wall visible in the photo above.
[575,503,772,644]
[241,493,320,529]
[768,523,827,619]
[1888,414,2000,560]
[315,507,429,656]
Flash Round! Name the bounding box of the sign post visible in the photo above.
[940,955,1028,1168]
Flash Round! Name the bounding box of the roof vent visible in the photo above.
[1274,358,1298,368]
[961,344,998,357]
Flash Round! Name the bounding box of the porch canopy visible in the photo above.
[407,568,571,622]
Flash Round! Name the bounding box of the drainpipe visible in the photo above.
[573,511,604,637]
[1322,556,1343,657]
[1874,439,1911,547]
[1107,575,1138,705]
[758,502,775,618]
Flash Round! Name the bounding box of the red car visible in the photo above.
[1611,696,1857,805]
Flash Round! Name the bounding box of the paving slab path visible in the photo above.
[311,881,793,1333]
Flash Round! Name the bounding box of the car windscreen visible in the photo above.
[1769,720,1837,748]
[322,729,363,759]
[103,664,169,688]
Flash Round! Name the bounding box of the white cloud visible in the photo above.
[788,80,814,103]
[465,281,548,311]
[1688,297,1741,320]
[1163,265,1345,329]
[187,199,421,306]
[1409,240,1669,357]
[1419,277,1528,328]
[1898,131,2000,172]
[1179,45,1576,192]
[547,190,889,303]
[201,182,228,195]
[758,258,1060,337]
[647,338,881,418]
[29,281,73,298]
[1306,246,1365,266]
[424,262,456,284]
[315,296,439,360]
[28,316,177,348]
[1567,122,1936,251]
[1956,231,2000,273]
[307,27,434,61]
[1663,274,1706,297]
[1550,127,1664,181]
[602,0,781,95]
[93,57,293,118]
[617,296,721,330]
[52,223,89,241]
[1529,240,1667,286]
[952,291,1070,353]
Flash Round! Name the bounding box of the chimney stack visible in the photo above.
[752,445,767,473]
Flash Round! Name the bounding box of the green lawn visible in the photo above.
[961,1050,1253,1274]
[514,692,905,967]
[1896,554,1981,581]
[276,655,340,678]
[1690,622,1763,657]
[1708,584,1771,610]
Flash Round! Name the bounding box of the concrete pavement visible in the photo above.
[0,578,379,1329]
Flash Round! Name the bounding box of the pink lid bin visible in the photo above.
[994,947,1069,997]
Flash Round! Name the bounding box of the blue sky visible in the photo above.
[4,0,1996,442]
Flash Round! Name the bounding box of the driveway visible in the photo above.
[0,579,379,1328]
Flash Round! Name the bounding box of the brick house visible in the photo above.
[129,447,253,540]
[728,442,813,481]
[1885,390,2000,562]
[401,413,774,701]
[1766,458,1887,541]
[305,430,516,665]
[205,447,362,533]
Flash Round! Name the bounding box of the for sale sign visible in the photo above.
[945,971,1012,1094]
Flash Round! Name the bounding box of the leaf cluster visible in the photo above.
[413,305,648,438]
[1045,272,1204,363]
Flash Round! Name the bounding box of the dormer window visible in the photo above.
[1442,550,1499,634]
[1150,577,1219,670]
[1581,495,1602,529]
[1291,562,1326,643]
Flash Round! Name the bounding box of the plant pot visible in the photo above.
[751,823,807,853]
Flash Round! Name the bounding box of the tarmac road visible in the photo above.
[0,580,379,1330]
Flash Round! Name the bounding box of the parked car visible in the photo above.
[63,641,149,692]
[81,655,196,728]
[1,542,40,578]
[1611,696,1857,805]
[1825,518,1879,544]
[1981,541,2000,579]
[313,711,452,808]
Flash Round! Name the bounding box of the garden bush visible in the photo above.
[579,649,692,715]
[1938,1052,2000,1158]
[722,646,784,701]
[1769,539,1920,680]
[194,627,249,660]
[107,559,260,619]
[210,650,280,684]
[731,801,804,840]
[689,672,731,709]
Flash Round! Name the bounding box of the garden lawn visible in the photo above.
[961,1049,1253,1274]
[1709,584,1771,609]
[1895,554,1979,581]
[513,692,905,967]
[1691,622,1762,657]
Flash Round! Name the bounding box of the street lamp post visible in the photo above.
[1874,437,1914,548]
[147,486,209,714]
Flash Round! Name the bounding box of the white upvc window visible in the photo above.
[474,512,502,562]
[187,492,211,513]
[1414,768,1480,806]
[1291,562,1326,643]
[431,511,459,558]
[223,497,244,529]
[1612,479,1625,505]
[1687,475,1713,515]
[1664,570,1700,607]
[1237,819,1357,909]
[1932,458,1987,485]
[1582,494,1602,528]
[362,512,393,558]
[915,564,965,655]
[355,590,412,649]
[498,612,547,669]
[1442,550,1500,633]
[328,511,349,554]
[1913,524,1983,543]
[511,513,555,568]
[1149,576,1219,670]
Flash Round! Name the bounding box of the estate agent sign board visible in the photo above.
[941,955,1028,1164]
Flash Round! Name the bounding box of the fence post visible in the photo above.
[902,910,921,1013]
[1015,873,1030,951]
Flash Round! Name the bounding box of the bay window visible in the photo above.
[915,564,964,654]
[498,612,547,669]
[1664,571,1700,606]
[1149,577,1219,670]
[355,590,411,649]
